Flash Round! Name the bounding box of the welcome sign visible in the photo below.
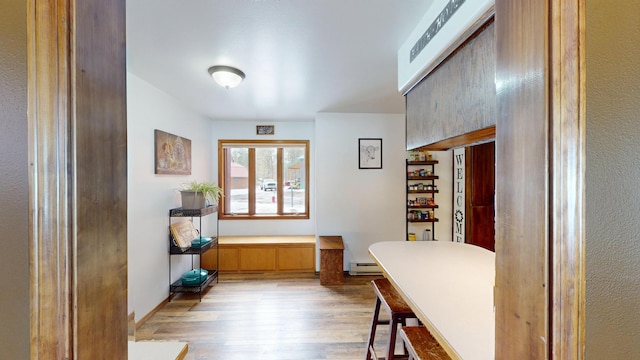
[453,148,465,243]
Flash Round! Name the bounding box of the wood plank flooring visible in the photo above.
[135,273,395,360]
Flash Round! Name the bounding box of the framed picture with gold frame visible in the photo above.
[154,129,191,175]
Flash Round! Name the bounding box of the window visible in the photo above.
[218,140,309,219]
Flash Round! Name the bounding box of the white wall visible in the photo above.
[127,73,215,321]
[210,120,316,236]
[586,1,640,357]
[315,113,407,269]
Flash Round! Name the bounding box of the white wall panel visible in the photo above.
[127,73,213,321]
[315,113,406,269]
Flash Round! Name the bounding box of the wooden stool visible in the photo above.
[399,326,450,360]
[365,278,417,360]
[319,236,344,285]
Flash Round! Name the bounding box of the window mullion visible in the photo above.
[222,148,231,214]
[276,148,283,215]
[248,148,256,215]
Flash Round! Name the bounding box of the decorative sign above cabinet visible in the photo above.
[410,0,466,63]
[397,0,494,94]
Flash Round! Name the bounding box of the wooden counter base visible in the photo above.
[202,236,316,273]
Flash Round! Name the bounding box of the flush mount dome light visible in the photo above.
[208,65,245,89]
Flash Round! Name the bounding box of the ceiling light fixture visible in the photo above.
[208,65,245,89]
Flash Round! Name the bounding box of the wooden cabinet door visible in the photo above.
[202,246,238,271]
[278,246,315,271]
[239,248,277,271]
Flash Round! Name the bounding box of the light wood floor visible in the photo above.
[135,273,395,360]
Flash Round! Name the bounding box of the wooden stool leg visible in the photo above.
[401,318,409,355]
[365,297,382,360]
[387,316,398,360]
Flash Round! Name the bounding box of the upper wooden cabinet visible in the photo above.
[406,21,496,151]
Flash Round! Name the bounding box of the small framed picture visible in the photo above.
[359,138,382,169]
[256,125,275,135]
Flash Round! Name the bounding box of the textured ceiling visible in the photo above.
[126,0,433,121]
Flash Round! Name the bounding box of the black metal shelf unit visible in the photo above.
[168,205,219,301]
[406,160,439,241]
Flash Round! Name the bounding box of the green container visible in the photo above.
[191,237,212,248]
[181,268,208,286]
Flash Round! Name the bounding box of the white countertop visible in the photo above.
[128,341,187,360]
[369,241,495,360]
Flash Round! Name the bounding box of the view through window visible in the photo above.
[219,140,309,219]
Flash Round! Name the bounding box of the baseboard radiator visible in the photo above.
[349,261,382,275]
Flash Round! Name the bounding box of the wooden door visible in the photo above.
[465,142,495,251]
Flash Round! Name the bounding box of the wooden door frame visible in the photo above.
[26,0,585,358]
[27,0,128,358]
[28,2,73,357]
[548,1,586,358]
[495,0,585,358]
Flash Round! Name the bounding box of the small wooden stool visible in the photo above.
[365,278,417,360]
[319,236,344,285]
[399,326,450,360]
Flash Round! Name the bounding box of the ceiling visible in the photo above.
[126,0,434,122]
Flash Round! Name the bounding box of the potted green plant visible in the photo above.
[179,180,223,209]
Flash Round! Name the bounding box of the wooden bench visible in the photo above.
[399,326,450,360]
[201,235,315,273]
